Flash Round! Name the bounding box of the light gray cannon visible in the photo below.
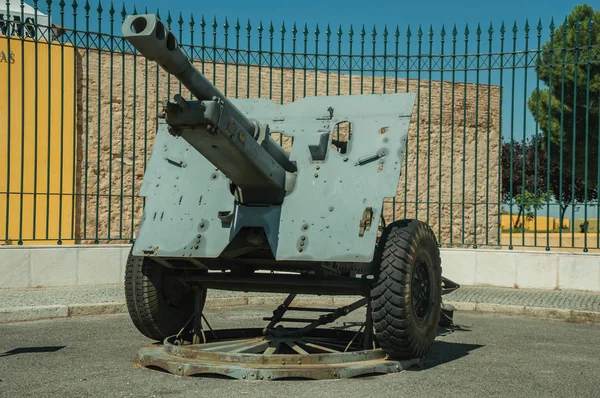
[121,14,458,364]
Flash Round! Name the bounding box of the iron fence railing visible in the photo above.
[1,1,600,251]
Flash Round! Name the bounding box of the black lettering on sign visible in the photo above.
[10,16,23,38]
[25,18,36,38]
[0,14,38,38]
[0,14,7,36]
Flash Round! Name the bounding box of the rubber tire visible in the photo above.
[124,249,200,341]
[370,219,442,359]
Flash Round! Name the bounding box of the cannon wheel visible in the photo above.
[370,219,442,359]
[124,249,203,341]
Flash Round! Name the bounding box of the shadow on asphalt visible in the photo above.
[403,325,483,371]
[437,323,473,336]
[0,346,66,357]
[411,340,484,370]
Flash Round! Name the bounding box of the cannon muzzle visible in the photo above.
[122,14,256,137]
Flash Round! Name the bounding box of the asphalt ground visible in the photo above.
[1,307,599,397]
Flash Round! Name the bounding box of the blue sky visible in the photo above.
[33,0,588,41]
[110,0,584,34]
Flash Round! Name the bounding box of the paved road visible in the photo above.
[1,308,599,398]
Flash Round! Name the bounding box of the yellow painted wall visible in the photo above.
[530,216,557,232]
[501,214,571,232]
[574,218,599,232]
[0,36,76,244]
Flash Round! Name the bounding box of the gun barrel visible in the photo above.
[122,14,296,205]
[122,14,256,137]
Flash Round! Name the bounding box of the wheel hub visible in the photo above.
[412,256,433,322]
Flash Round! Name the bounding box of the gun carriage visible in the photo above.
[121,14,459,380]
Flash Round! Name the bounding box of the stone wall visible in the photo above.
[75,48,501,247]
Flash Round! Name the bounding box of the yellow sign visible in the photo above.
[0,36,77,244]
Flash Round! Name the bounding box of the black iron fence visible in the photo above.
[1,1,599,251]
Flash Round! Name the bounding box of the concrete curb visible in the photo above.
[0,304,69,323]
[67,302,127,317]
[445,301,600,323]
[1,297,599,324]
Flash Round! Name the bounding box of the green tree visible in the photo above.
[527,4,600,187]
[502,133,597,230]
[501,136,553,229]
[513,191,553,229]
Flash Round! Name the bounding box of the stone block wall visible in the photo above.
[75,48,501,247]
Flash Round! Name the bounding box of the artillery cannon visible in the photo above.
[121,14,459,380]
